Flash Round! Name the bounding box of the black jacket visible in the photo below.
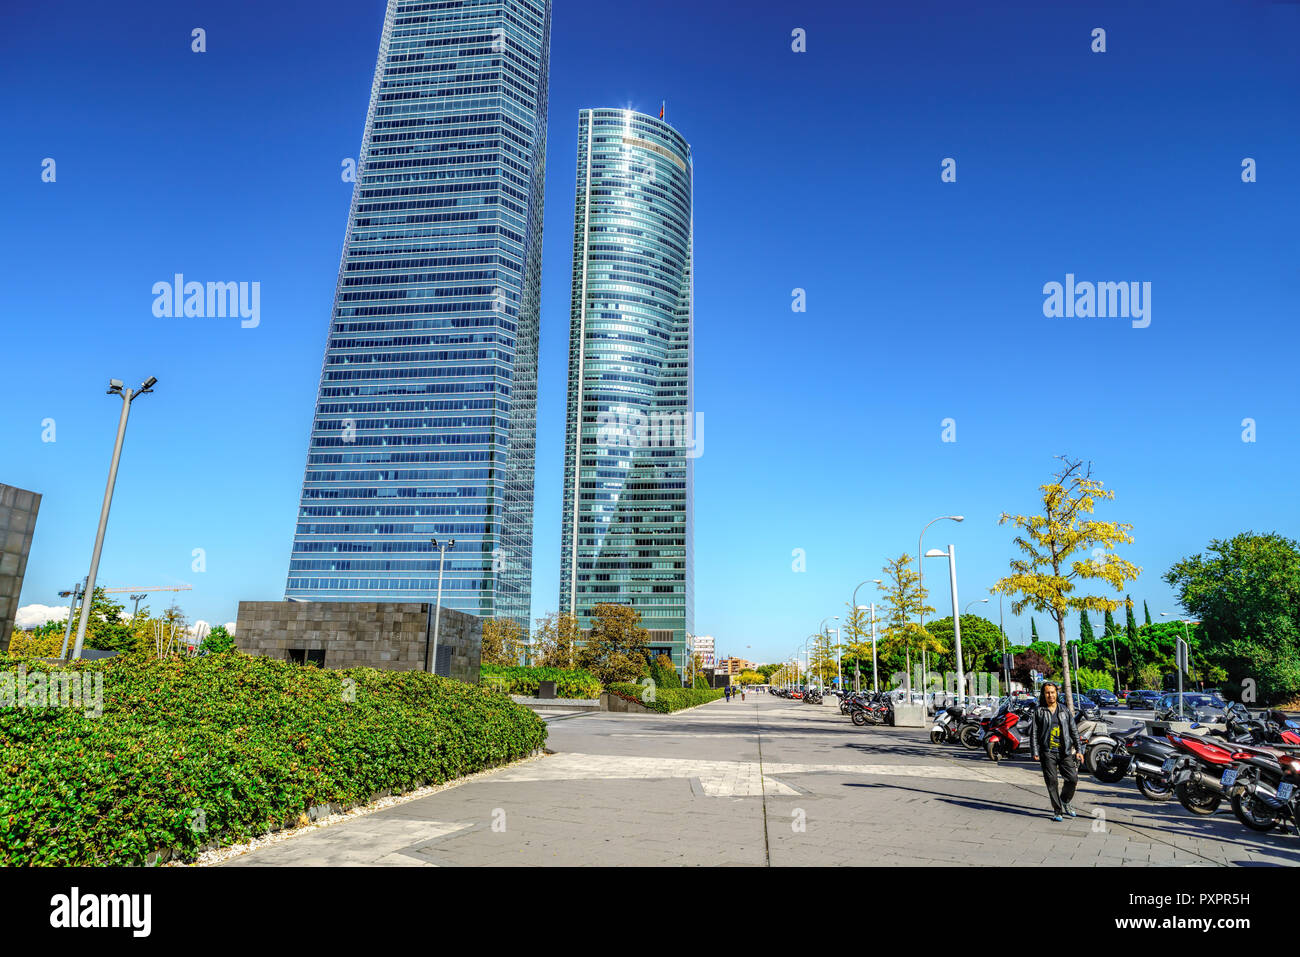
[1029,704,1080,760]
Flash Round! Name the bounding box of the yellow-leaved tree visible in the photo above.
[992,456,1140,712]
[876,554,944,698]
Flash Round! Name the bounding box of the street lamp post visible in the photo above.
[72,376,157,660]
[918,515,963,704]
[426,537,456,674]
[926,544,964,705]
[57,578,87,660]
[1161,613,1199,715]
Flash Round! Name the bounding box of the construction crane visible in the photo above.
[101,584,193,618]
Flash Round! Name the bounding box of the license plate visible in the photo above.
[1221,768,1238,788]
[1162,756,1177,773]
[1279,782,1295,802]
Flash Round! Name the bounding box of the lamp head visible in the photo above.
[924,548,947,558]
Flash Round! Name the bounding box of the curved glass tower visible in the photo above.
[560,108,694,664]
[285,0,551,632]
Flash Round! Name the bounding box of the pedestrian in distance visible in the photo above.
[1030,681,1084,822]
[741,687,746,701]
[725,686,731,702]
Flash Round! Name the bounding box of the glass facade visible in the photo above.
[286,0,551,631]
[560,109,695,664]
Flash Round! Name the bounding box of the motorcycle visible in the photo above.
[1076,707,1120,773]
[1225,736,1300,833]
[982,699,1038,762]
[1091,724,1181,801]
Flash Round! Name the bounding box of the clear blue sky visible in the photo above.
[3,0,1297,661]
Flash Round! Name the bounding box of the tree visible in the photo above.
[926,615,1003,677]
[1143,600,1152,627]
[69,587,137,653]
[1079,609,1095,643]
[875,554,938,696]
[842,602,875,691]
[574,603,650,685]
[737,670,765,685]
[1165,532,1300,704]
[992,456,1141,711]
[1011,650,1052,689]
[1103,608,1118,639]
[481,617,527,665]
[1030,618,1039,641]
[1124,595,1139,645]
[531,611,580,668]
[200,624,235,655]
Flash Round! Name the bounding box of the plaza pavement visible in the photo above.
[221,694,1300,867]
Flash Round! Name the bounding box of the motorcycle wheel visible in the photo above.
[930,729,945,744]
[985,739,1003,762]
[851,710,867,727]
[1176,780,1222,815]
[1230,792,1280,832]
[959,725,981,750]
[1136,774,1175,802]
[1092,756,1128,785]
[1086,744,1113,774]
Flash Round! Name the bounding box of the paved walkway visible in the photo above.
[222,695,1300,866]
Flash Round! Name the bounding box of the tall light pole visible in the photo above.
[926,544,964,704]
[964,598,989,701]
[917,515,963,701]
[57,578,87,660]
[818,616,837,689]
[72,376,157,660]
[130,593,148,619]
[426,537,456,674]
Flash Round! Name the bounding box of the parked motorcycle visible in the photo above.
[982,699,1038,762]
[1092,724,1181,801]
[1220,737,1300,833]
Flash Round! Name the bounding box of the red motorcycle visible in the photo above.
[1164,731,1277,815]
[983,700,1035,762]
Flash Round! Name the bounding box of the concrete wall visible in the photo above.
[0,484,42,654]
[234,601,481,684]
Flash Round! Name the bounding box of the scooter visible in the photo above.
[1076,707,1119,773]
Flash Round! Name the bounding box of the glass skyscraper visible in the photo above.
[286,0,551,631]
[560,109,695,664]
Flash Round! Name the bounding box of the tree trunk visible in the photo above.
[1057,612,1074,712]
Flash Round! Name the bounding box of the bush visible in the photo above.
[5,631,65,658]
[479,664,601,699]
[0,651,547,865]
[606,682,724,713]
[692,675,710,690]
[1074,668,1114,693]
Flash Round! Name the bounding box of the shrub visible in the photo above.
[0,651,547,865]
[1074,668,1114,693]
[5,631,64,658]
[479,665,600,699]
[606,682,724,713]
[693,675,710,690]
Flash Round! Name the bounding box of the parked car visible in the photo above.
[1126,690,1161,710]
[1086,688,1119,707]
[1154,692,1227,723]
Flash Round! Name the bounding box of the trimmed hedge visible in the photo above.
[0,652,547,865]
[606,682,725,713]
[479,664,601,699]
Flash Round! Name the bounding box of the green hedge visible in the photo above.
[606,682,725,713]
[0,652,547,865]
[479,664,601,699]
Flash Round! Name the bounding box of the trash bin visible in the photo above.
[538,680,557,700]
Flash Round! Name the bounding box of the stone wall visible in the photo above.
[233,601,480,684]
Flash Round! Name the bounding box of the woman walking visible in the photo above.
[1029,682,1084,822]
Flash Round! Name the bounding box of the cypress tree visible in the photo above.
[1143,600,1152,627]
[1103,608,1118,638]
[1031,618,1039,640]
[1125,595,1139,643]
[1079,609,1095,643]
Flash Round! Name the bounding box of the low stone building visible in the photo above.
[234,601,481,684]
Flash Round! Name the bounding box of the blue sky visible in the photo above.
[3,0,1297,662]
